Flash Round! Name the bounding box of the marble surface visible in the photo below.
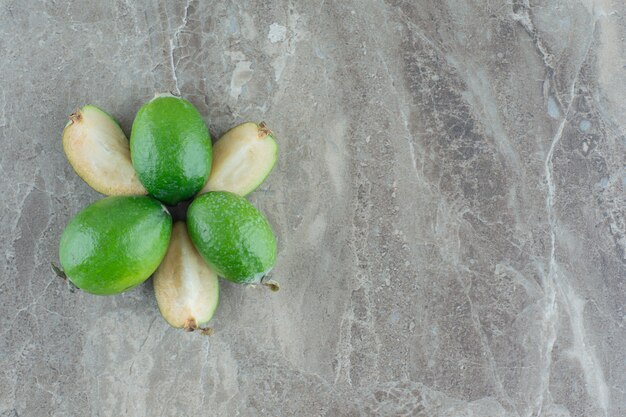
[1,1,625,416]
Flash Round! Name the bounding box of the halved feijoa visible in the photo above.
[187,191,277,284]
[199,122,278,196]
[59,196,172,295]
[130,94,212,205]
[62,105,147,196]
[154,222,219,332]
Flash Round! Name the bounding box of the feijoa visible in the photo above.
[154,222,219,331]
[130,94,212,205]
[59,196,172,295]
[199,122,277,196]
[62,105,147,196]
[187,191,276,284]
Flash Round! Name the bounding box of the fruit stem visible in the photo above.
[183,318,214,336]
[51,262,77,292]
[198,327,214,336]
[258,122,273,139]
[68,110,82,124]
[51,262,67,279]
[261,275,280,292]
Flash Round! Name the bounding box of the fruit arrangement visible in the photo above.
[56,94,279,333]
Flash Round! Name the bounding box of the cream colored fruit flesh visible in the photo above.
[62,105,147,196]
[154,222,219,330]
[200,122,277,196]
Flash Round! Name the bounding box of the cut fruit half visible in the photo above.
[154,221,219,332]
[199,122,278,196]
[62,105,147,196]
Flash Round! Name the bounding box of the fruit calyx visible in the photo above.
[183,318,214,336]
[51,262,77,292]
[68,110,82,124]
[261,275,280,292]
[258,122,272,138]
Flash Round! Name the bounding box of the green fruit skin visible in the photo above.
[59,196,172,295]
[187,192,276,284]
[130,96,212,205]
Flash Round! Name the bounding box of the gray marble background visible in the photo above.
[1,1,625,416]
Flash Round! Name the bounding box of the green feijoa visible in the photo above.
[154,222,219,332]
[199,122,278,196]
[187,191,276,284]
[62,105,147,196]
[59,196,172,295]
[130,94,212,205]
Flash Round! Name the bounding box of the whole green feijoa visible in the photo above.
[130,94,212,205]
[59,196,172,295]
[187,191,276,284]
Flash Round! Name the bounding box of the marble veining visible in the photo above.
[1,1,625,416]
